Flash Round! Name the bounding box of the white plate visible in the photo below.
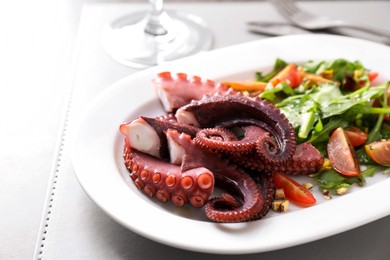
[70,35,390,254]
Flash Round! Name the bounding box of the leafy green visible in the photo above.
[362,165,382,178]
[356,147,376,165]
[315,169,360,190]
[309,117,349,144]
[303,59,366,88]
[366,82,389,143]
[314,165,383,191]
[256,58,287,82]
[380,123,390,139]
[315,169,345,189]
[312,83,387,119]
[259,82,294,101]
[273,81,390,143]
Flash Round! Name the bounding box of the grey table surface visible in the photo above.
[1,1,390,260]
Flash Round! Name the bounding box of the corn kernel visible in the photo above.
[275,189,285,200]
[272,201,282,212]
[336,187,349,195]
[280,200,289,212]
[323,159,331,168]
[303,183,314,190]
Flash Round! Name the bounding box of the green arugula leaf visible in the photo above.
[309,117,349,144]
[276,80,388,141]
[314,165,382,192]
[256,58,287,82]
[260,82,294,101]
[380,123,390,139]
[303,59,365,87]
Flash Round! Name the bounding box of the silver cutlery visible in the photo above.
[247,21,311,36]
[268,0,390,43]
[247,21,390,45]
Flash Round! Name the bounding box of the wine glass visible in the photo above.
[100,0,213,69]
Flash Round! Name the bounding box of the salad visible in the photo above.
[224,58,390,204]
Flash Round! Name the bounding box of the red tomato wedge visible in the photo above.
[344,127,368,147]
[269,64,302,88]
[327,127,361,177]
[272,173,316,207]
[365,140,390,166]
[368,71,379,82]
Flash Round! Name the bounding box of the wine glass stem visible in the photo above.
[144,0,169,36]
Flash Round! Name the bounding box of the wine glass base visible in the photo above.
[101,10,214,69]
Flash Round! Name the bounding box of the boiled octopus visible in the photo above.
[153,72,322,172]
[119,72,324,223]
[152,71,233,112]
[121,120,269,222]
[195,126,323,175]
[175,93,296,164]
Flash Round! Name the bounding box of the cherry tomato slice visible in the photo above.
[368,71,379,82]
[365,140,390,166]
[327,127,360,177]
[344,127,368,147]
[272,173,316,207]
[270,64,302,88]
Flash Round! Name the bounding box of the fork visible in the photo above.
[269,0,390,42]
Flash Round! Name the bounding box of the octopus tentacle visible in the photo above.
[204,166,264,223]
[202,171,274,222]
[194,128,241,153]
[121,76,321,222]
[176,93,296,164]
[155,112,177,122]
[120,116,199,161]
[124,126,267,221]
[250,172,275,220]
[153,72,234,112]
[124,146,214,208]
[235,142,324,175]
[167,129,265,223]
[195,125,271,155]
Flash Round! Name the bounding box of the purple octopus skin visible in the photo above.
[123,126,267,223]
[194,124,323,175]
[175,93,297,165]
[167,130,265,223]
[120,75,322,222]
[250,172,275,220]
[195,125,270,155]
[234,142,324,175]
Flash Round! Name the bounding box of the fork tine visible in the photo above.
[283,0,301,15]
[270,0,390,41]
[269,0,293,18]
